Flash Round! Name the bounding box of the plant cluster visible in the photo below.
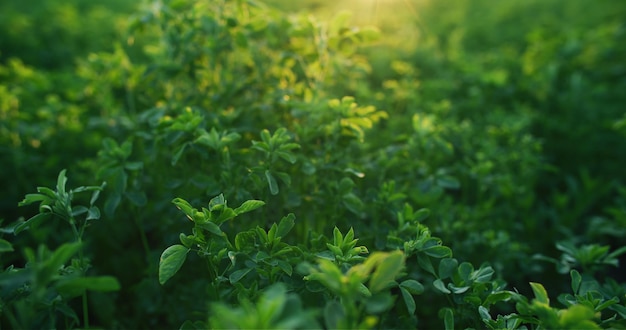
[1,0,626,328]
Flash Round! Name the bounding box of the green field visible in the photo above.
[2,0,626,328]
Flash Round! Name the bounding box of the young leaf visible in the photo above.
[56,169,68,196]
[57,276,121,298]
[45,242,83,274]
[438,258,458,280]
[275,213,295,238]
[400,287,416,314]
[197,221,223,236]
[234,200,265,215]
[417,254,436,277]
[472,265,495,283]
[440,308,454,330]
[414,208,430,222]
[529,282,550,305]
[159,245,190,285]
[478,306,492,322]
[333,227,344,247]
[18,193,51,206]
[265,170,279,195]
[369,250,404,293]
[570,269,582,294]
[424,245,452,259]
[172,198,196,220]
[171,142,188,166]
[229,268,253,284]
[86,206,101,220]
[400,279,424,295]
[0,239,13,252]
[214,208,237,225]
[14,213,52,235]
[433,279,451,294]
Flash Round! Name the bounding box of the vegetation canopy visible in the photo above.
[1,0,626,328]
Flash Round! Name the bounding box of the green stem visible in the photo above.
[70,216,90,328]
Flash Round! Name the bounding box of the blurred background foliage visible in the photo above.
[1,0,626,328]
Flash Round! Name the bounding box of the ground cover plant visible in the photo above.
[1,0,626,328]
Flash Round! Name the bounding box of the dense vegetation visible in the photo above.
[2,0,626,328]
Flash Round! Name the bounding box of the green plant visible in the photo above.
[1,170,119,328]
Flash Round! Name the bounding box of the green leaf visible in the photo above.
[559,304,600,329]
[440,308,454,330]
[159,245,190,285]
[414,208,430,222]
[570,269,582,294]
[104,192,122,217]
[257,284,288,321]
[124,161,143,171]
[171,142,188,166]
[606,245,626,261]
[324,300,345,330]
[417,254,436,277]
[483,291,517,306]
[18,193,51,206]
[37,186,57,199]
[179,233,195,248]
[90,186,103,206]
[57,276,121,298]
[235,231,256,251]
[433,279,451,294]
[265,170,279,195]
[268,223,278,242]
[472,265,495,283]
[595,297,619,311]
[326,243,343,257]
[45,243,82,273]
[342,193,364,215]
[86,206,101,220]
[56,169,68,196]
[478,306,491,321]
[333,227,344,246]
[276,213,295,238]
[0,239,13,252]
[365,292,394,314]
[369,251,404,293]
[424,245,452,258]
[14,212,52,234]
[448,284,470,294]
[457,262,474,282]
[275,150,297,164]
[610,304,626,318]
[172,198,195,220]
[198,221,223,236]
[214,208,237,225]
[530,282,550,305]
[400,279,424,295]
[438,258,458,279]
[400,287,416,314]
[209,194,226,211]
[234,200,265,215]
[72,206,89,217]
[251,141,270,153]
[229,268,253,284]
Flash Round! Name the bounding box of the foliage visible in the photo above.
[1,0,626,328]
